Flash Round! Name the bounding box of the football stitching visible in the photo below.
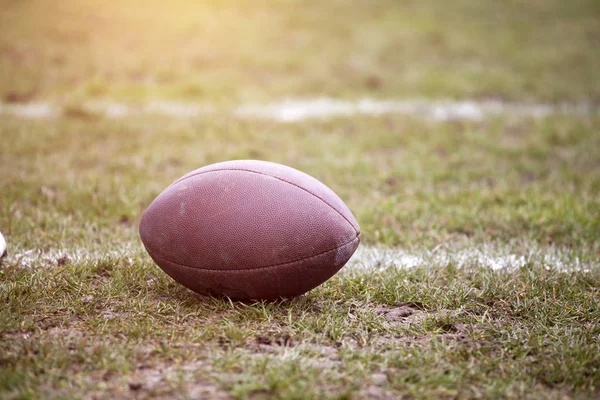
[172,167,359,235]
[149,234,360,272]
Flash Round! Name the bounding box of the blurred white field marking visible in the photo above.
[4,243,596,273]
[234,98,595,122]
[7,243,141,269]
[345,244,595,273]
[0,102,55,119]
[97,101,214,118]
[0,98,596,121]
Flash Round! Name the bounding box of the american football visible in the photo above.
[139,160,360,300]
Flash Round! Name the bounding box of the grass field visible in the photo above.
[1,0,599,399]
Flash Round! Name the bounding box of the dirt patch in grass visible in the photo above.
[375,302,427,327]
[251,334,294,349]
[117,360,230,400]
[373,303,471,348]
[359,385,397,400]
[78,359,231,400]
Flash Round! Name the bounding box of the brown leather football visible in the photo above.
[139,160,360,300]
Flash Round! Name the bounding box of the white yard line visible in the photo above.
[4,243,596,273]
[347,244,594,273]
[97,101,215,118]
[234,98,594,122]
[0,102,55,119]
[0,98,596,121]
[7,244,141,269]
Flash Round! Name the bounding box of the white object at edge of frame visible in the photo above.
[0,230,6,258]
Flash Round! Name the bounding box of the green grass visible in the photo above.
[1,111,598,398]
[1,247,599,398]
[2,114,599,250]
[1,0,600,398]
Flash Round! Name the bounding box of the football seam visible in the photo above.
[148,233,360,272]
[172,168,359,235]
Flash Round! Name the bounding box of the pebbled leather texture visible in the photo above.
[139,160,360,300]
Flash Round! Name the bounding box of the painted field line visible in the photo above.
[233,98,595,122]
[4,243,596,273]
[347,245,596,273]
[0,102,55,119]
[0,98,596,121]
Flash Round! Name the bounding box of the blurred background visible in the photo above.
[1,0,599,103]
